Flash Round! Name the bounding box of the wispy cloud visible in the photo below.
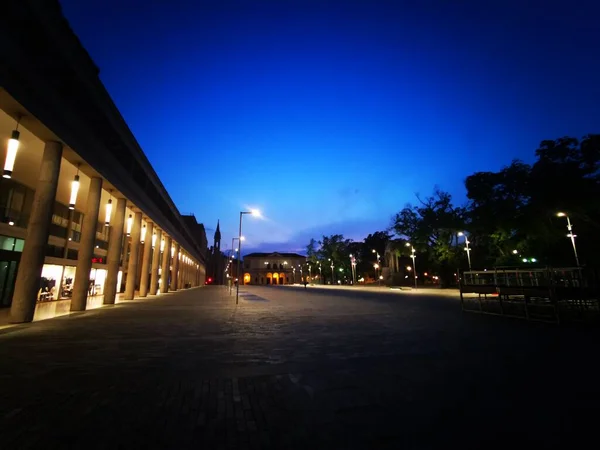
[241,218,391,255]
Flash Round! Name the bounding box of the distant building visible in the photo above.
[241,252,306,285]
[207,220,227,285]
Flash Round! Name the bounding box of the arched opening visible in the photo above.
[279,273,285,285]
[272,273,279,285]
[266,272,272,285]
[243,273,251,285]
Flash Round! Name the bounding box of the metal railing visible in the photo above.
[459,267,598,324]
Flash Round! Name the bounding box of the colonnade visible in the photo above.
[8,142,204,323]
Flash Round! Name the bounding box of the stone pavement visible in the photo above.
[0,285,598,449]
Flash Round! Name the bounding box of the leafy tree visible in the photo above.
[306,238,319,265]
[465,160,531,265]
[392,189,466,285]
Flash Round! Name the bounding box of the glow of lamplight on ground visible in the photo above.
[32,296,106,322]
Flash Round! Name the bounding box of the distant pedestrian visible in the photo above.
[304,281,308,289]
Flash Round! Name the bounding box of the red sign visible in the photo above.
[91,257,105,264]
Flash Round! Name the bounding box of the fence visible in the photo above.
[459,267,599,323]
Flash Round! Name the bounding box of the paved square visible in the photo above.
[0,286,598,449]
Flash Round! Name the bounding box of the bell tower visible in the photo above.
[214,220,221,255]
[212,220,222,283]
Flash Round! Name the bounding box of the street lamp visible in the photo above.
[307,263,312,283]
[405,242,417,289]
[557,212,580,267]
[374,263,380,286]
[236,209,260,304]
[457,231,472,270]
[292,266,296,283]
[318,262,322,284]
[229,236,245,294]
[329,258,334,285]
[349,254,357,285]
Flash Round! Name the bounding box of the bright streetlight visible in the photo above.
[349,254,357,285]
[318,262,322,284]
[236,209,259,304]
[457,231,472,270]
[229,236,245,294]
[405,242,417,289]
[557,212,580,267]
[329,258,334,285]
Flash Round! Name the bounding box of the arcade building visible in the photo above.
[241,253,307,285]
[0,1,207,323]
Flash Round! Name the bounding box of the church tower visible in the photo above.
[211,220,222,284]
[214,220,221,255]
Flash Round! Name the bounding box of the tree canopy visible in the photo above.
[305,134,600,286]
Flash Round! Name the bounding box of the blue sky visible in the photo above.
[60,0,600,254]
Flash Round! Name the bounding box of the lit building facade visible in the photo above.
[0,1,207,323]
[242,253,307,285]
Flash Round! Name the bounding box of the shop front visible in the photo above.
[38,257,108,303]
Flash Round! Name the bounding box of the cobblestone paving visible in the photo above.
[0,286,598,449]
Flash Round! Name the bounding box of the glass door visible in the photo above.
[0,260,19,307]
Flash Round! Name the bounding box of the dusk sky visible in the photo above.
[60,0,600,254]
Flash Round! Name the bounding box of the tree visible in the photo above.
[465,160,531,265]
[391,189,466,286]
[465,135,600,267]
[306,238,319,265]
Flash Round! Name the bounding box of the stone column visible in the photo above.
[9,142,63,323]
[171,243,180,291]
[124,211,142,299]
[160,235,171,293]
[149,228,162,295]
[71,177,103,312]
[104,197,126,305]
[139,221,154,297]
[184,259,189,288]
[177,253,183,290]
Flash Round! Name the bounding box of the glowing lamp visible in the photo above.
[105,198,112,226]
[3,129,20,179]
[126,214,133,236]
[69,174,80,210]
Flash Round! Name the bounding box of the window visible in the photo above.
[0,235,16,251]
[0,179,34,228]
[14,239,24,252]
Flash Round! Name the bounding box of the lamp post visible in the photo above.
[318,262,322,284]
[329,258,335,285]
[406,242,417,289]
[372,249,381,285]
[308,263,312,283]
[236,209,259,304]
[299,265,303,283]
[292,267,296,283]
[349,254,357,285]
[457,232,472,270]
[373,263,379,285]
[557,212,580,267]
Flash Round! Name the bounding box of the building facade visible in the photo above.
[0,0,207,323]
[241,252,307,285]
